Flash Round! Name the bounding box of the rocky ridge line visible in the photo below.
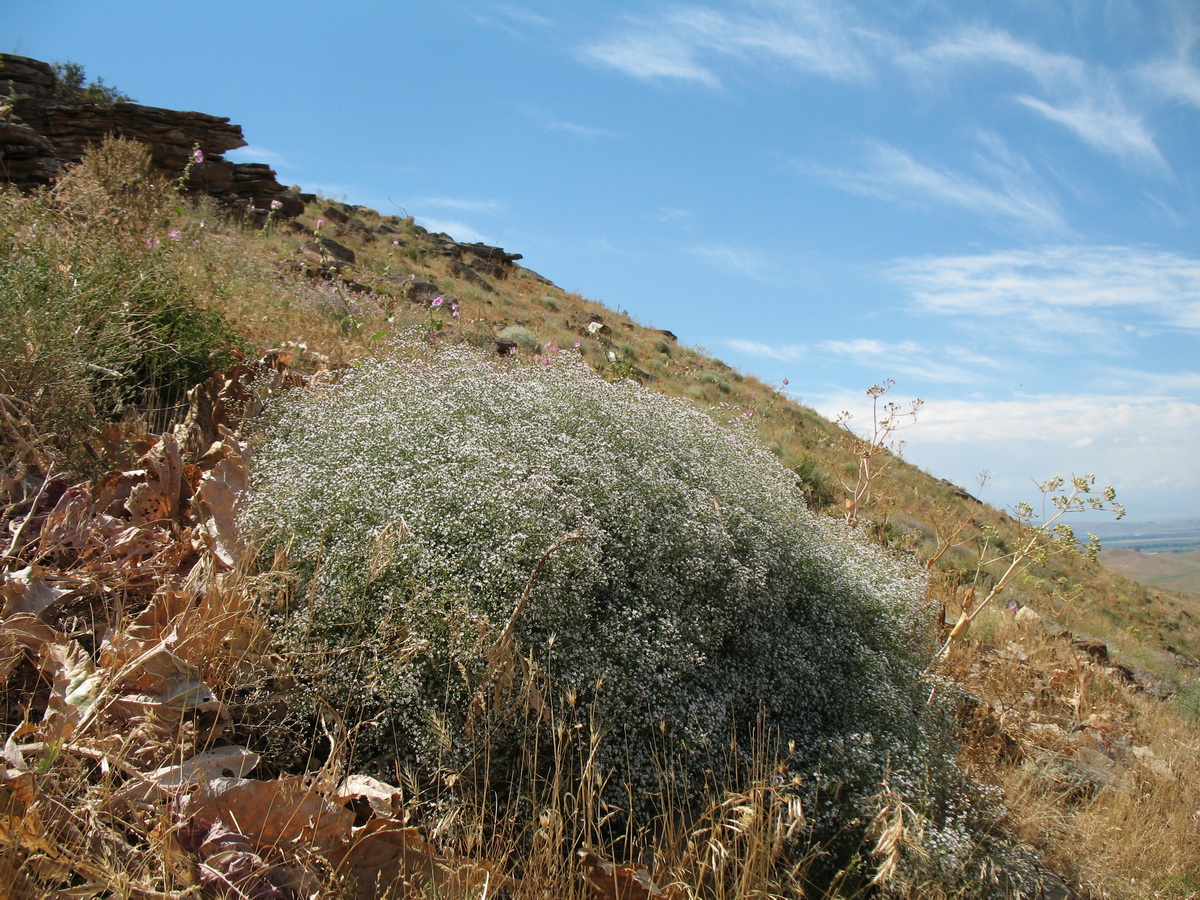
[0,54,306,217]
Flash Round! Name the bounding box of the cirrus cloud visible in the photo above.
[579,1,874,89]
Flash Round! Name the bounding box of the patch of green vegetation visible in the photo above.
[0,138,241,465]
[497,323,537,349]
[50,60,134,104]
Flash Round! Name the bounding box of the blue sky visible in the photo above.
[8,0,1199,522]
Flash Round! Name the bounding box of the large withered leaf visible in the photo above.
[579,849,677,900]
[116,745,262,804]
[183,775,356,856]
[0,566,68,619]
[333,819,508,900]
[125,434,184,525]
[41,638,104,742]
[0,614,59,682]
[193,441,248,570]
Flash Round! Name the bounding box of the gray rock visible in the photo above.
[447,260,495,293]
[0,53,56,99]
[303,237,356,265]
[321,205,351,225]
[408,279,442,301]
[0,53,301,218]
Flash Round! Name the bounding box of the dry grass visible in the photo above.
[944,610,1200,900]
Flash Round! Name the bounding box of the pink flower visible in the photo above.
[573,340,581,348]
[782,378,789,386]
[315,218,325,230]
[192,148,204,164]
[431,296,444,308]
[270,199,283,211]
[167,229,182,242]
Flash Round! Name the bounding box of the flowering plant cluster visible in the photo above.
[423,295,459,339]
[245,342,937,835]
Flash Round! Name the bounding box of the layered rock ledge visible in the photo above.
[0,54,304,216]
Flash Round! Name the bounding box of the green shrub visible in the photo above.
[0,139,241,464]
[245,343,937,841]
[496,323,537,349]
[798,465,839,511]
[50,60,134,104]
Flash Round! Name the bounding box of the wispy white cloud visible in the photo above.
[656,207,694,222]
[904,28,1088,90]
[470,4,554,40]
[546,120,622,139]
[1093,367,1200,396]
[813,388,1200,519]
[889,245,1200,332]
[582,28,721,88]
[417,196,505,215]
[725,339,806,363]
[1138,12,1200,108]
[806,140,1066,233]
[503,100,621,140]
[1141,192,1188,227]
[579,2,872,89]
[415,218,492,244]
[687,242,775,280]
[1015,93,1165,171]
[904,27,1167,171]
[1139,56,1200,108]
[819,338,1002,384]
[490,4,552,29]
[225,145,291,169]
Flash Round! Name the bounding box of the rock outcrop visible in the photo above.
[0,54,304,216]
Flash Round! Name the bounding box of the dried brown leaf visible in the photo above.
[183,775,356,856]
[334,774,405,821]
[0,613,60,681]
[179,815,321,900]
[0,848,42,900]
[335,819,509,900]
[41,638,103,741]
[0,566,68,618]
[114,746,259,804]
[125,436,184,525]
[36,484,99,563]
[193,448,247,570]
[580,849,674,900]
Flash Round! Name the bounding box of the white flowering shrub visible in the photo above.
[244,342,936,835]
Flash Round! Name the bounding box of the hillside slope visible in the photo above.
[1101,548,1200,595]
[3,79,1200,897]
